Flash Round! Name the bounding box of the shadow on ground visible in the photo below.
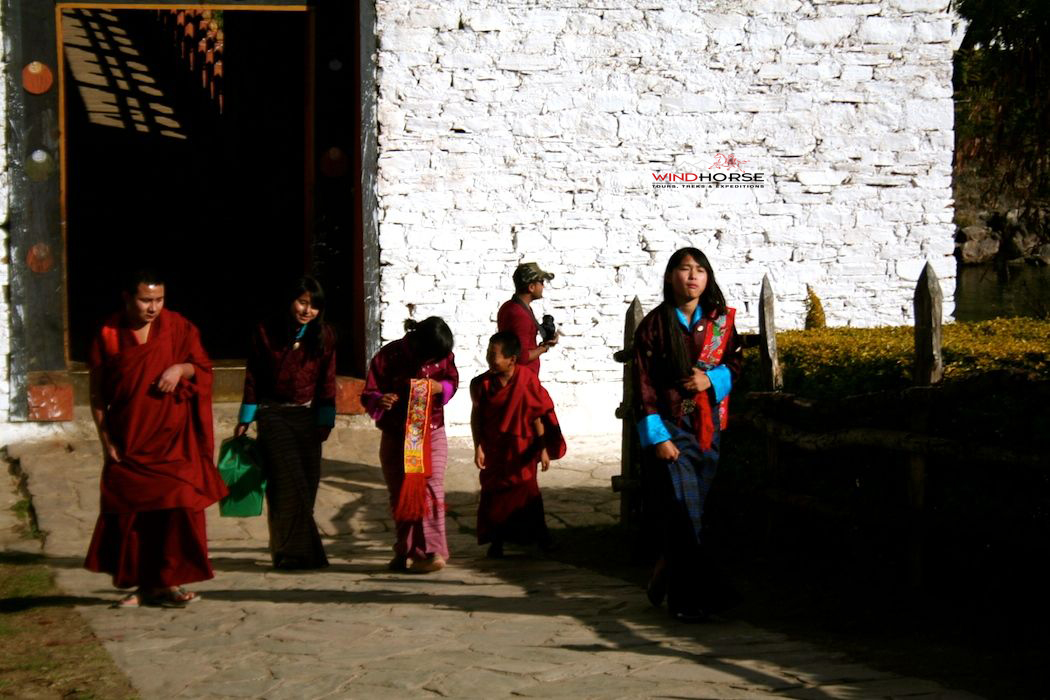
[13,450,1046,699]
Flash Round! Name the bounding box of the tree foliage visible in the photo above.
[954,0,1050,209]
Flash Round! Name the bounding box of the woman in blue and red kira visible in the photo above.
[234,276,336,570]
[362,317,459,573]
[632,247,743,622]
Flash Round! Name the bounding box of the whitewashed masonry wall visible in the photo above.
[0,1,958,441]
[373,0,958,437]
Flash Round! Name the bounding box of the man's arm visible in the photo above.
[533,416,550,471]
[157,363,195,393]
[470,382,485,469]
[501,304,544,362]
[526,344,549,362]
[89,368,120,463]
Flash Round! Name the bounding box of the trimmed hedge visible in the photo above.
[742,318,1050,399]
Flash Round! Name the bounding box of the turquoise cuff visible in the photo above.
[316,405,336,427]
[238,403,258,424]
[708,365,732,403]
[636,413,672,447]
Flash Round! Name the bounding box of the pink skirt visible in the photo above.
[379,427,448,560]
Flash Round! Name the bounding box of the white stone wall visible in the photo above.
[0,15,14,439]
[375,0,957,437]
[0,1,958,441]
[0,15,9,423]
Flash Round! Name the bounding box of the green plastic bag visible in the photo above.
[217,436,266,517]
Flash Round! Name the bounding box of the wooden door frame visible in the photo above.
[3,0,377,420]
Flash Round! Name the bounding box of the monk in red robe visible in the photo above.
[471,332,566,558]
[84,270,227,607]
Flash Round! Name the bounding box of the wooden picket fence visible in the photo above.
[611,262,1045,584]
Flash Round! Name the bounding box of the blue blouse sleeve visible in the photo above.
[707,365,732,403]
[636,413,672,447]
[238,403,258,424]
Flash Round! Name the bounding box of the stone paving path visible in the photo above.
[5,413,982,699]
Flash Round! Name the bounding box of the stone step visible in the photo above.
[70,361,249,404]
[69,364,366,410]
[7,404,376,462]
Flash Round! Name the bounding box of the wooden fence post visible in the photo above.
[914,263,944,387]
[909,261,943,586]
[759,275,783,391]
[758,275,782,540]
[612,297,645,529]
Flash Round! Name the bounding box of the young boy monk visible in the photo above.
[470,332,566,558]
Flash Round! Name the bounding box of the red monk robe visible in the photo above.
[470,364,566,546]
[84,309,227,590]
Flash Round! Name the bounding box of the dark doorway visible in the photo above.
[62,7,316,362]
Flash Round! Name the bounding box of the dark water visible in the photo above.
[953,263,1050,321]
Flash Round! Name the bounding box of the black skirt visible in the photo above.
[256,406,329,569]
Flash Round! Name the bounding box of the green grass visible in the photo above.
[9,498,41,539]
[0,555,138,698]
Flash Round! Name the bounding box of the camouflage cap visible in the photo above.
[513,262,555,287]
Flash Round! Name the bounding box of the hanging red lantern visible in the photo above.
[27,243,55,274]
[22,61,54,95]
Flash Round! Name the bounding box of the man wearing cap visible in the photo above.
[497,262,557,377]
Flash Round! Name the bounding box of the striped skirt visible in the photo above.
[256,406,329,569]
[379,427,448,561]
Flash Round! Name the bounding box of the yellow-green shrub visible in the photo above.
[742,318,1050,399]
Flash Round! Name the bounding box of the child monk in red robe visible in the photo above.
[471,332,566,558]
[84,269,227,607]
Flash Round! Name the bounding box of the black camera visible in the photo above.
[539,314,557,343]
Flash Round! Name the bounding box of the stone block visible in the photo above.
[840,64,874,82]
[891,0,950,11]
[438,52,493,70]
[914,19,953,43]
[520,10,569,33]
[858,17,915,44]
[823,2,882,16]
[26,373,73,422]
[462,9,511,32]
[379,27,435,52]
[797,171,848,186]
[497,54,559,72]
[660,94,721,113]
[904,98,953,130]
[334,376,365,415]
[796,18,855,46]
[404,8,460,31]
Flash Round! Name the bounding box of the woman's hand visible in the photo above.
[539,447,551,472]
[474,445,486,470]
[680,368,712,393]
[157,364,186,393]
[429,379,443,395]
[378,393,399,410]
[234,423,250,438]
[100,433,121,463]
[654,440,680,462]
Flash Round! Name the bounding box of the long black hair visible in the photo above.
[661,247,726,317]
[661,247,727,380]
[404,316,454,362]
[265,276,329,356]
